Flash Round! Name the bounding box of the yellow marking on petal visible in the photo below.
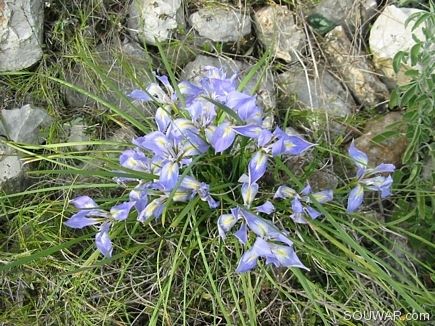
[184,181,199,190]
[128,157,137,167]
[145,201,158,214]
[222,216,235,226]
[255,152,265,170]
[168,163,176,174]
[111,209,121,218]
[257,223,267,237]
[247,188,252,201]
[313,193,326,201]
[283,189,296,197]
[275,248,288,258]
[156,137,167,147]
[223,126,233,137]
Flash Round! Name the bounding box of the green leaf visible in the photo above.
[389,88,399,108]
[205,97,244,125]
[408,12,429,31]
[404,69,420,77]
[370,130,399,144]
[402,126,421,164]
[237,49,270,93]
[400,83,417,106]
[393,51,406,73]
[410,43,422,66]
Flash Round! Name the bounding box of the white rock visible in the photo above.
[0,143,28,194]
[127,0,184,46]
[66,118,89,151]
[253,5,306,63]
[0,0,44,71]
[0,104,52,144]
[369,5,427,89]
[189,7,251,42]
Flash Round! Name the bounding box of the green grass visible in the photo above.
[0,0,434,325]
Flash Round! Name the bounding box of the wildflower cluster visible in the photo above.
[64,66,395,273]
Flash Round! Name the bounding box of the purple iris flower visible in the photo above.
[132,129,208,191]
[274,184,333,224]
[185,99,217,129]
[179,175,219,208]
[225,91,264,125]
[200,66,238,101]
[233,127,315,185]
[346,140,395,213]
[235,237,310,273]
[64,196,134,257]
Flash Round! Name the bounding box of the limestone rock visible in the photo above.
[277,65,355,137]
[253,5,306,63]
[369,5,427,90]
[324,26,390,108]
[0,0,44,71]
[0,104,52,144]
[311,0,378,37]
[63,40,156,118]
[65,118,90,151]
[189,7,251,42]
[353,112,409,168]
[127,0,185,46]
[0,143,29,194]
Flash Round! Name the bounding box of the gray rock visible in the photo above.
[422,144,435,181]
[310,0,377,37]
[324,26,390,108]
[369,5,427,90]
[0,143,29,194]
[63,40,156,118]
[182,55,276,119]
[0,104,52,144]
[0,0,44,71]
[277,65,355,137]
[65,118,90,151]
[189,7,251,42]
[253,5,306,63]
[127,0,184,46]
[308,170,339,192]
[353,112,409,168]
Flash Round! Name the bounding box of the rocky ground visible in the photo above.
[0,0,431,192]
[0,0,434,324]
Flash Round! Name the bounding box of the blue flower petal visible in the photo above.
[159,162,179,191]
[64,212,101,229]
[211,122,236,153]
[128,89,152,101]
[274,186,297,199]
[346,184,365,213]
[248,150,268,184]
[349,140,368,170]
[233,223,248,245]
[241,182,259,207]
[255,201,275,214]
[217,214,238,240]
[95,221,113,257]
[269,243,310,271]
